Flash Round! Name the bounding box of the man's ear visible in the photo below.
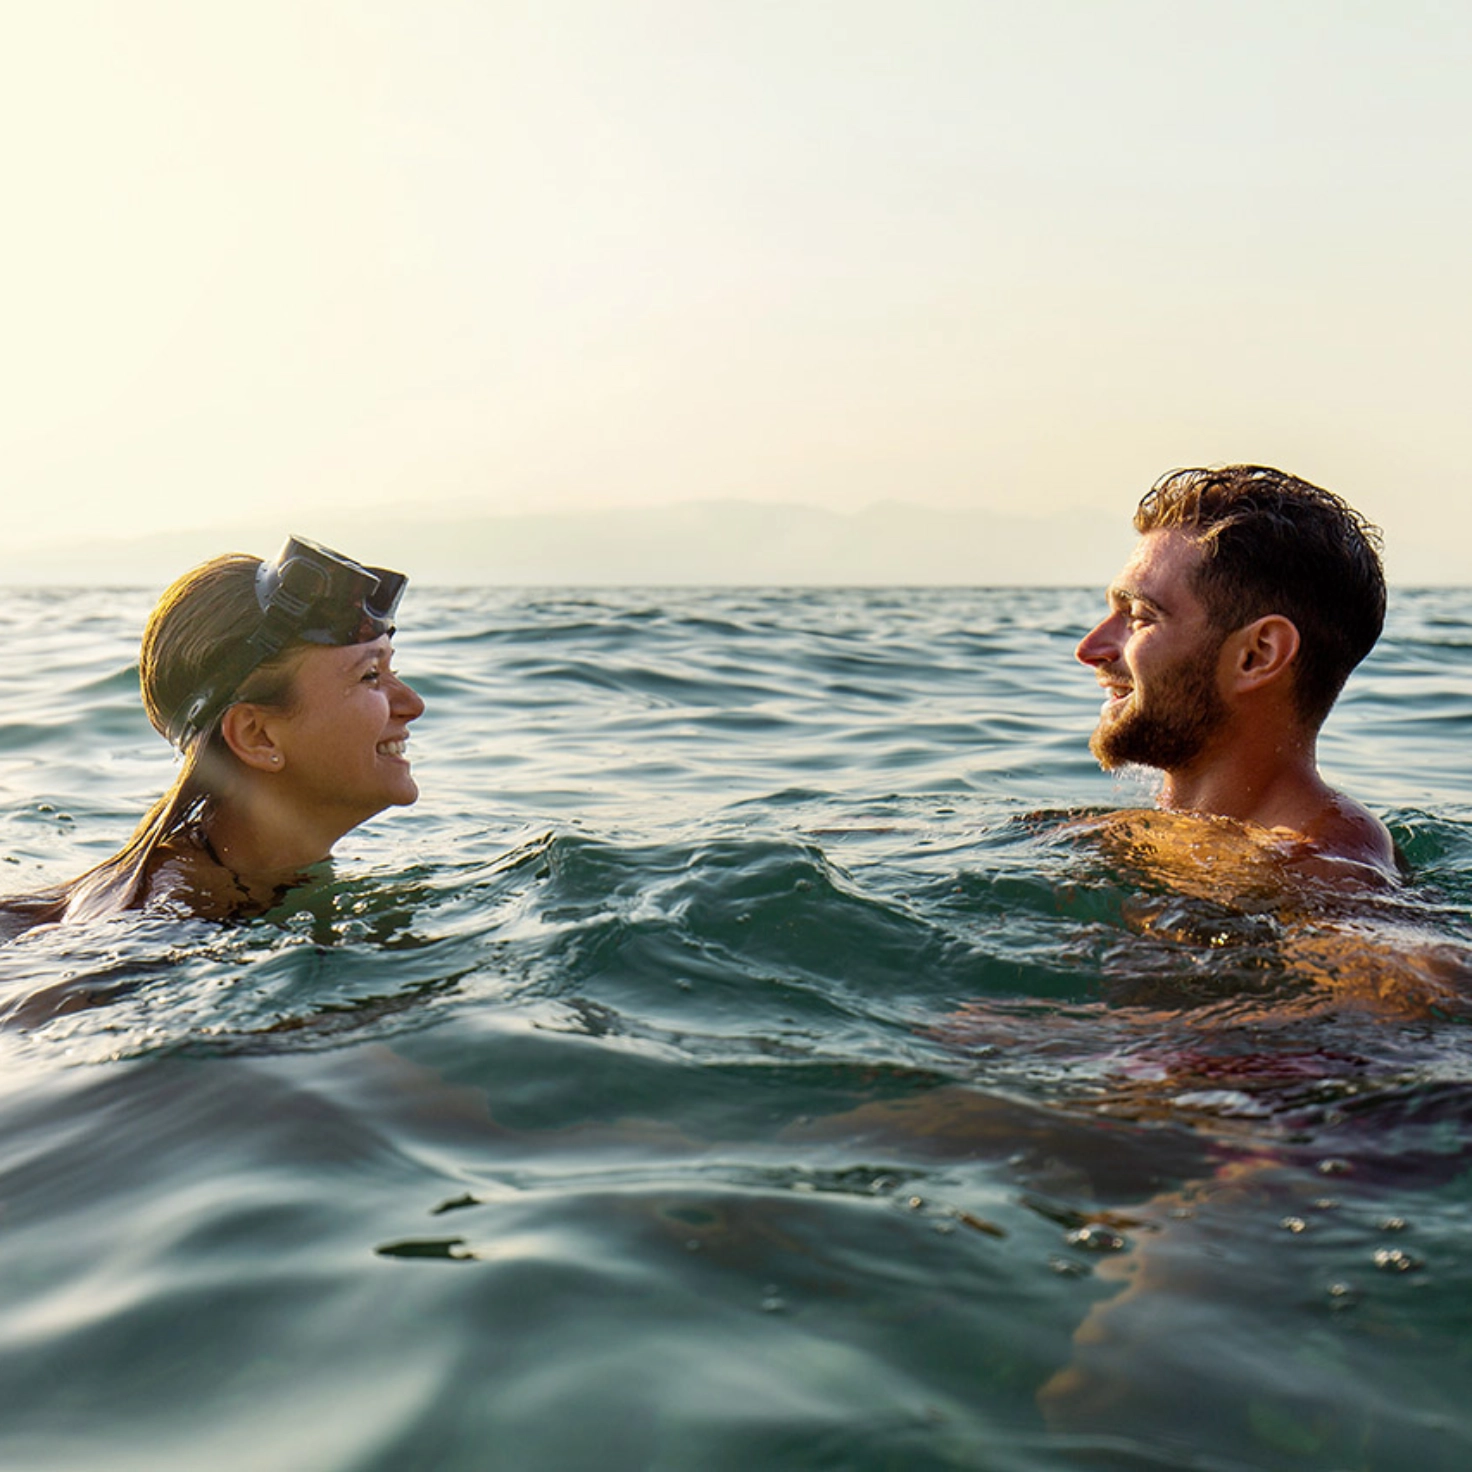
[218,703,285,772]
[1227,615,1300,694]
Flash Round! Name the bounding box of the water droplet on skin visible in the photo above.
[1373,1247,1424,1273]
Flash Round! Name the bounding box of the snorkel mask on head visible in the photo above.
[172,536,406,749]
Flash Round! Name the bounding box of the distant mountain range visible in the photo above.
[3,500,1134,588]
[3,497,1455,587]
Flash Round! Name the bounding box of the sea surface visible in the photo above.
[2,584,1472,1472]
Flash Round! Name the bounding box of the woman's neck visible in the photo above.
[200,787,350,879]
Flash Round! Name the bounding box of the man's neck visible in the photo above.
[1158,732,1327,834]
[1155,722,1395,873]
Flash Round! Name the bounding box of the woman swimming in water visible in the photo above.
[5,537,425,931]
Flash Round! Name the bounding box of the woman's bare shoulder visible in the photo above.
[145,844,248,920]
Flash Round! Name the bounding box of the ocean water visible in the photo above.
[2,584,1471,1472]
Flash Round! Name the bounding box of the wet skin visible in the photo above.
[1075,530,1395,876]
[148,636,427,918]
[266,636,427,831]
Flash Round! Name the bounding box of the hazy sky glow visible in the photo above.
[5,1,1472,580]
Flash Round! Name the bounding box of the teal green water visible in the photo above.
[2,586,1471,1471]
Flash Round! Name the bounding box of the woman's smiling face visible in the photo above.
[268,635,425,829]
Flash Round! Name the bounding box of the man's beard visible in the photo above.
[1090,646,1229,773]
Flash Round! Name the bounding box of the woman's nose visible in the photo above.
[393,676,427,721]
[1076,615,1122,668]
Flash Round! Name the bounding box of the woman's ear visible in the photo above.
[1229,614,1300,694]
[218,703,285,772]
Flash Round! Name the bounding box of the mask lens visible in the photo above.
[364,569,407,625]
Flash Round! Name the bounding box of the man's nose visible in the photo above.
[1076,614,1122,668]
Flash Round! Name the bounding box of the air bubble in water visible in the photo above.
[1373,1248,1424,1273]
[1065,1225,1126,1252]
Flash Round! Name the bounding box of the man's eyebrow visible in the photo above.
[1108,584,1167,615]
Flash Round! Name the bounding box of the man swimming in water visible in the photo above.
[1076,464,1395,876]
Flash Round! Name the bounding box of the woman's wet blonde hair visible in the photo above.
[60,555,304,920]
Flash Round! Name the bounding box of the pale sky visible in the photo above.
[4,0,1471,581]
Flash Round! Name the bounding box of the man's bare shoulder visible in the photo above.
[1052,798,1398,897]
[1272,791,1399,884]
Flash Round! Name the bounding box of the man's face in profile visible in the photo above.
[1077,530,1231,773]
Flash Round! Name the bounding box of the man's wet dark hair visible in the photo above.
[1134,465,1385,729]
